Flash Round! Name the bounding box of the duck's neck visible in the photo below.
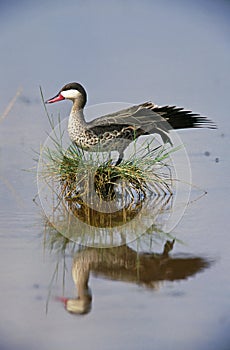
[72,261,91,300]
[70,99,87,124]
[68,100,87,142]
[70,109,86,126]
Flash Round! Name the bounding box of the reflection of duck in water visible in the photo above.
[57,240,211,315]
[57,261,92,315]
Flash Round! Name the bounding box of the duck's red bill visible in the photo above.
[45,94,65,104]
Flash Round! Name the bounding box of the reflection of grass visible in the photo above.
[44,215,179,255]
[41,191,175,247]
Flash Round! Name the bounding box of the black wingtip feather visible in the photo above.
[151,105,216,130]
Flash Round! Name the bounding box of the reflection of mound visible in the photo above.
[45,191,173,247]
[67,196,143,228]
[66,193,171,229]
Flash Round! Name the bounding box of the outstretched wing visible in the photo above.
[86,102,216,147]
[87,103,162,128]
[88,102,215,130]
[87,103,173,144]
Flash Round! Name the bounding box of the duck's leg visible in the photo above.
[115,151,124,166]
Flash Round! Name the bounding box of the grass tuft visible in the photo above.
[40,132,177,203]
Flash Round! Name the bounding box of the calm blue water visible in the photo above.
[0,1,230,349]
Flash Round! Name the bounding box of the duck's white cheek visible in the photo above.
[61,89,81,99]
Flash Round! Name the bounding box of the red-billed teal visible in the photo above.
[46,82,215,164]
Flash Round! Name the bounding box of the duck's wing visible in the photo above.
[87,103,162,128]
[87,102,216,147]
[87,103,172,144]
[88,102,216,130]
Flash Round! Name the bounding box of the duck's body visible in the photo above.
[46,82,215,164]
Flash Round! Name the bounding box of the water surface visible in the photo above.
[0,1,230,349]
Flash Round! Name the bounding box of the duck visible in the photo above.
[45,82,215,164]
